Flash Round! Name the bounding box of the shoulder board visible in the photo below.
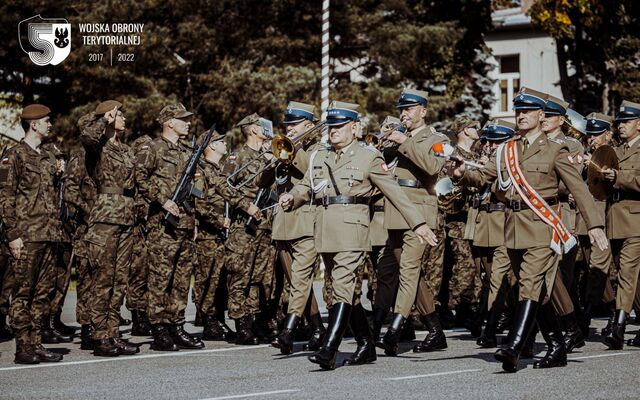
[548,137,565,145]
[358,141,381,155]
[565,136,580,144]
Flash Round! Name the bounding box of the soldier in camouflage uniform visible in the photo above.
[0,140,16,342]
[136,103,204,351]
[62,127,97,350]
[0,104,64,364]
[127,133,153,337]
[194,131,243,341]
[80,101,139,357]
[443,117,483,335]
[225,113,278,345]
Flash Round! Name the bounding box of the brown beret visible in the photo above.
[21,104,51,120]
[157,103,193,125]
[235,113,261,128]
[95,100,122,116]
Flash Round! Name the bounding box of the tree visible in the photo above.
[529,0,640,114]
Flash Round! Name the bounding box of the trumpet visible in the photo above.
[226,122,325,190]
[364,120,408,149]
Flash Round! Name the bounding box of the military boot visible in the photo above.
[194,310,204,327]
[603,310,627,350]
[150,324,179,351]
[533,303,567,369]
[343,304,376,366]
[170,324,204,349]
[53,309,77,336]
[601,304,616,337]
[14,342,40,365]
[303,313,326,351]
[520,324,537,359]
[202,315,225,341]
[413,312,447,353]
[80,324,95,350]
[234,316,259,345]
[131,310,152,336]
[111,338,139,355]
[308,302,351,370]
[0,312,14,342]
[399,315,416,342]
[627,329,640,347]
[41,316,60,344]
[371,307,388,345]
[494,299,538,373]
[217,318,237,342]
[561,312,585,352]
[377,313,404,356]
[47,316,73,343]
[477,289,507,348]
[34,344,63,362]
[93,339,120,357]
[271,314,298,355]
[119,314,131,326]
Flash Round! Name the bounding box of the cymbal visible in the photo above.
[588,145,618,201]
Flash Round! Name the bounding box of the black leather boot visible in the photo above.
[601,304,615,337]
[561,312,585,352]
[93,338,120,357]
[494,299,538,373]
[202,315,225,341]
[150,324,179,351]
[41,316,59,344]
[47,316,73,343]
[303,313,326,351]
[119,314,132,326]
[371,307,388,344]
[603,310,627,350]
[309,302,351,370]
[34,344,63,362]
[170,324,204,349]
[0,312,14,342]
[343,304,376,366]
[533,303,567,369]
[627,329,640,347]
[377,313,404,356]
[194,310,204,327]
[14,342,40,365]
[53,309,77,336]
[271,314,298,354]
[477,292,507,348]
[80,324,95,350]
[217,318,237,342]
[399,315,416,342]
[413,312,447,353]
[235,316,259,345]
[131,310,152,336]
[520,325,537,359]
[111,338,139,355]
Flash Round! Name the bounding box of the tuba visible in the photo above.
[587,145,619,201]
[435,177,465,214]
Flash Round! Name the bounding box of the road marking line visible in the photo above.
[0,344,270,372]
[569,352,630,360]
[199,389,300,400]
[385,368,481,381]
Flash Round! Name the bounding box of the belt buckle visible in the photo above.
[511,200,521,211]
[613,192,620,202]
[322,196,329,207]
[472,197,480,208]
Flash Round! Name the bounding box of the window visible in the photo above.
[494,55,520,114]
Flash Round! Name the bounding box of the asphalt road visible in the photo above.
[0,283,638,400]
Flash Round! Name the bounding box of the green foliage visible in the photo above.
[1,0,493,151]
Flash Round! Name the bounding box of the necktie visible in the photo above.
[335,150,342,163]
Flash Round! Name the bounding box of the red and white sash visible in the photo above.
[503,140,576,254]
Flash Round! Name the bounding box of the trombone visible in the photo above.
[226,122,325,190]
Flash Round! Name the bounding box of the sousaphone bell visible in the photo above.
[587,145,619,201]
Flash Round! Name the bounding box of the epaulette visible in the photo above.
[548,137,565,145]
[431,127,447,139]
[565,136,580,144]
[358,141,382,155]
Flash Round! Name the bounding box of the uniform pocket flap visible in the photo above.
[344,213,369,226]
[525,163,549,173]
[628,205,640,214]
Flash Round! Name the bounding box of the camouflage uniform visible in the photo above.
[445,146,482,308]
[80,116,136,340]
[62,145,97,326]
[0,141,63,346]
[224,145,277,321]
[136,136,196,326]
[126,135,153,315]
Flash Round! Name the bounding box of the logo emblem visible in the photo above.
[18,15,71,66]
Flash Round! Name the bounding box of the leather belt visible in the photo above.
[313,196,369,206]
[397,178,423,188]
[478,203,506,213]
[100,187,135,198]
[611,191,640,202]
[372,205,384,212]
[507,197,558,212]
